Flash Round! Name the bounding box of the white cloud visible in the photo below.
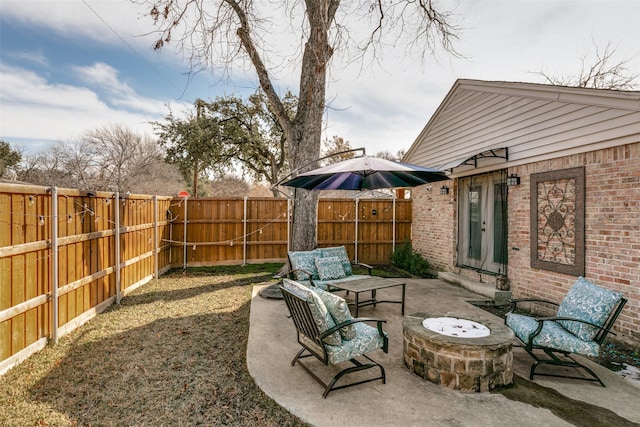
[7,50,49,67]
[73,62,170,115]
[74,62,134,95]
[1,65,104,110]
[1,0,158,50]
[0,63,189,147]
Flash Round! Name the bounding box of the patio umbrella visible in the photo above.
[282,156,449,190]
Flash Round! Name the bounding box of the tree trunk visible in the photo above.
[231,0,338,251]
[147,0,458,249]
[287,1,336,251]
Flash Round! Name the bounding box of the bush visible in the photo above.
[391,241,413,271]
[391,241,433,278]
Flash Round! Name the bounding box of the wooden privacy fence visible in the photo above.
[1,184,412,375]
[0,183,173,375]
[169,197,412,266]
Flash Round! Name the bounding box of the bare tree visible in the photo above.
[56,138,103,189]
[145,0,459,250]
[132,161,186,195]
[537,41,639,90]
[15,125,186,195]
[209,175,251,197]
[376,149,406,162]
[16,146,72,187]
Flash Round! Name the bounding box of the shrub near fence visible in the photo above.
[0,185,411,375]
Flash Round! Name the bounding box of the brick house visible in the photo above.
[404,79,640,348]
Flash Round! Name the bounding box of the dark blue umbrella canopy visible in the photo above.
[282,156,449,190]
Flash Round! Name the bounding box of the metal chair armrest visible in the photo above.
[352,262,373,275]
[321,317,387,337]
[508,298,559,313]
[282,268,314,280]
[533,316,617,337]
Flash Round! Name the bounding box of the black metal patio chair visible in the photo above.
[280,279,388,398]
[505,277,626,387]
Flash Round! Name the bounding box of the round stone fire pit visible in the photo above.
[403,311,514,392]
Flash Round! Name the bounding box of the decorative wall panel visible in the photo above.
[530,167,585,275]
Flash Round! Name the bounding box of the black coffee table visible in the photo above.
[331,277,406,317]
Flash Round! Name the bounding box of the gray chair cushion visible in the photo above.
[301,322,386,364]
[288,249,321,281]
[506,312,600,357]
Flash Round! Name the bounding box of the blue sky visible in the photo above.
[1,0,639,156]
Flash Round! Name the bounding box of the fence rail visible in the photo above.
[1,184,411,375]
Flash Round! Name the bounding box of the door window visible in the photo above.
[458,172,507,274]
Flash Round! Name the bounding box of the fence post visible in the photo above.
[354,198,359,263]
[115,192,121,304]
[182,198,188,271]
[287,198,291,253]
[50,186,59,344]
[153,195,158,281]
[243,196,248,266]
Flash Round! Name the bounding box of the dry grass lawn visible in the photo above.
[0,264,308,427]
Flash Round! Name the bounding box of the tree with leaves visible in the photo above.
[153,99,226,196]
[146,0,459,250]
[321,135,357,165]
[204,90,297,196]
[0,140,21,179]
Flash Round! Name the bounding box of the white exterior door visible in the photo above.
[457,172,507,275]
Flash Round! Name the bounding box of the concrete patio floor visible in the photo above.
[247,278,640,427]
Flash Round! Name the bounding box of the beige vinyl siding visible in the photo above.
[405,80,640,175]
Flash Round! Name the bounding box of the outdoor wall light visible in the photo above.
[506,174,521,186]
[440,186,449,195]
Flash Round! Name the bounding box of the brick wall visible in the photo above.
[412,183,456,271]
[508,142,640,347]
[412,142,640,348]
